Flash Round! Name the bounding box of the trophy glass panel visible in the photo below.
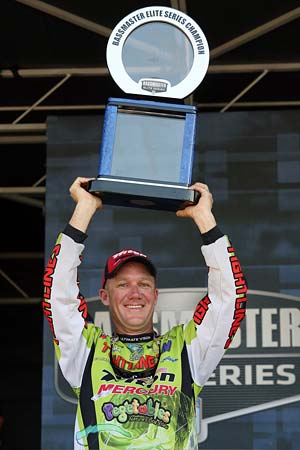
[122,22,194,86]
[110,111,185,183]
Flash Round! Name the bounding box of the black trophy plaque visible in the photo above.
[89,176,200,212]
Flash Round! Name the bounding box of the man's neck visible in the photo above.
[115,332,155,343]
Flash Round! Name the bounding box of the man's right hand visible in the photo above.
[68,177,102,233]
[69,177,102,209]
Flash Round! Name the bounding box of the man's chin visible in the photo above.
[118,320,151,334]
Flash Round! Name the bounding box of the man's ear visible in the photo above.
[99,288,109,306]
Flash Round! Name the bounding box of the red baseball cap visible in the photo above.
[102,248,156,288]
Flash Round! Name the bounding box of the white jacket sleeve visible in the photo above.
[43,232,94,389]
[185,235,247,387]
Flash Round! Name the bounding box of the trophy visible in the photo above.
[89,6,209,211]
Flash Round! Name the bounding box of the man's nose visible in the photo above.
[129,284,141,296]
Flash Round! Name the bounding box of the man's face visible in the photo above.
[99,261,158,335]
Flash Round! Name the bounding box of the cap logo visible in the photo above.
[112,249,148,260]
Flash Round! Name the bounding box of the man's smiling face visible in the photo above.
[99,261,158,335]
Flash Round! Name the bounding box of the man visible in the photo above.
[43,177,247,450]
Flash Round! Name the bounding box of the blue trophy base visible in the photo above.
[88,176,199,212]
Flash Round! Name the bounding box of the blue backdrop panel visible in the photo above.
[43,111,300,450]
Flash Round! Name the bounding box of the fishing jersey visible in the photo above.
[43,231,247,450]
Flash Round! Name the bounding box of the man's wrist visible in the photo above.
[69,200,97,233]
[193,211,217,234]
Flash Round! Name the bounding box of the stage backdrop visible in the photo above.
[42,110,300,450]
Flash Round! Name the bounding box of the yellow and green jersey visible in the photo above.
[43,231,247,449]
